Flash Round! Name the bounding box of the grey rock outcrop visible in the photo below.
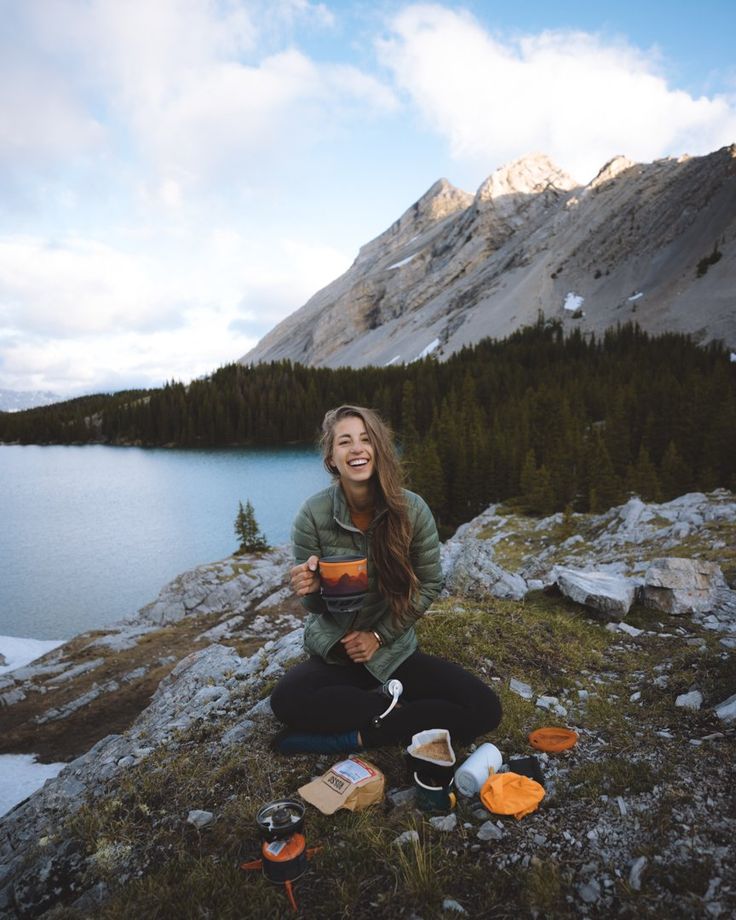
[187,810,215,829]
[443,539,527,600]
[135,548,291,625]
[642,558,726,614]
[477,820,504,841]
[509,678,533,700]
[0,630,303,916]
[439,491,736,653]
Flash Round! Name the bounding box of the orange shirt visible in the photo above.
[350,507,374,532]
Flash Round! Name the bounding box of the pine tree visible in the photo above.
[518,449,554,515]
[519,449,538,510]
[627,446,661,502]
[408,435,446,522]
[401,380,419,446]
[660,441,692,500]
[234,500,270,553]
[557,503,576,540]
[531,464,556,516]
[585,433,622,512]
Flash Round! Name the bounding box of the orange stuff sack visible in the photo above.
[528,727,578,752]
[480,772,545,820]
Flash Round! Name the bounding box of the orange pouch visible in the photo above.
[528,727,579,752]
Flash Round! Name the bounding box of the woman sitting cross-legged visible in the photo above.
[270,404,502,754]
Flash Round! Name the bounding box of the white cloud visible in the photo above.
[1,327,241,395]
[233,236,351,332]
[0,48,103,170]
[0,229,349,393]
[379,4,736,182]
[12,0,395,190]
[137,49,396,185]
[0,237,182,337]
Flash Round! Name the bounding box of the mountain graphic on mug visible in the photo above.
[319,556,368,597]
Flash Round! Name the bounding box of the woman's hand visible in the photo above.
[290,555,320,596]
[340,630,381,663]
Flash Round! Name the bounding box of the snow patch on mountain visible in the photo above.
[564,293,584,312]
[414,338,440,361]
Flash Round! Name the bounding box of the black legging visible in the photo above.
[270,651,502,748]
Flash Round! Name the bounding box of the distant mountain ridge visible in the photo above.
[241,146,736,368]
[0,389,61,412]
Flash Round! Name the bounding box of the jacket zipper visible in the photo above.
[333,515,364,552]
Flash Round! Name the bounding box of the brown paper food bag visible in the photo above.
[298,757,385,815]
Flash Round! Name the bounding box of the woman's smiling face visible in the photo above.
[329,415,374,484]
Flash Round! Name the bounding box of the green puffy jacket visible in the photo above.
[292,483,443,682]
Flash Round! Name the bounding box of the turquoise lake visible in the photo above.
[0,444,330,640]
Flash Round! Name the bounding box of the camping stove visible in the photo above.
[241,799,320,912]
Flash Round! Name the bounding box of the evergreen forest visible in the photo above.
[2,321,734,530]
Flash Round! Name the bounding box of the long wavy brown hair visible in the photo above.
[320,405,420,624]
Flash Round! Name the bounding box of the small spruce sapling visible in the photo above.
[234,500,270,554]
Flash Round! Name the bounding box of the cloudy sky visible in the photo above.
[1,0,735,397]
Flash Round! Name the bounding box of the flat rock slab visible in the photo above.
[556,568,635,619]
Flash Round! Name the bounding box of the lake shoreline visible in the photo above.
[0,444,327,640]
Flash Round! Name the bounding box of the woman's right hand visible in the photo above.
[290,555,320,596]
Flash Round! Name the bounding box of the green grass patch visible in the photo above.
[563,757,659,798]
[220,559,255,580]
[418,594,612,752]
[623,601,677,631]
[420,594,610,687]
[519,858,567,915]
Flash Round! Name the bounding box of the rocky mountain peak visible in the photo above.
[475,153,579,206]
[354,177,472,268]
[0,389,61,412]
[419,177,473,218]
[588,154,636,189]
[468,153,579,244]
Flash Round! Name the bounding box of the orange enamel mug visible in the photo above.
[319,554,368,597]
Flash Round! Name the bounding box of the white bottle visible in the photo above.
[454,743,503,797]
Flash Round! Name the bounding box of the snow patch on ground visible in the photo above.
[385,355,401,366]
[564,292,584,311]
[628,291,644,301]
[0,635,65,675]
[0,754,66,817]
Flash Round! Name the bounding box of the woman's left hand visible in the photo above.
[340,630,380,663]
